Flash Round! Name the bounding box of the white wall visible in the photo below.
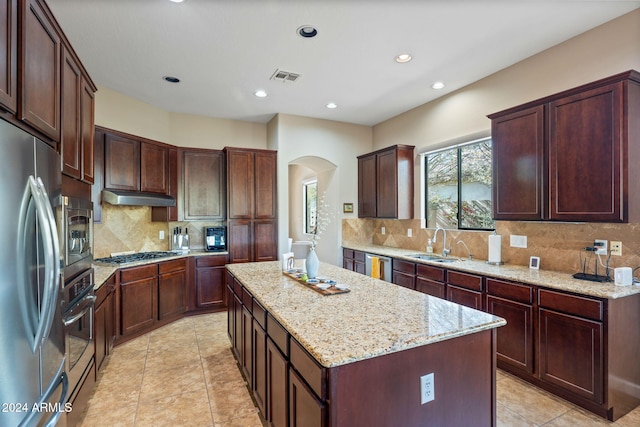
[373,8,640,218]
[269,114,372,265]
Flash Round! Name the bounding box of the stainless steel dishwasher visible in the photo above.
[365,253,392,282]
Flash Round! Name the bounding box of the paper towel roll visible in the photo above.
[488,234,502,264]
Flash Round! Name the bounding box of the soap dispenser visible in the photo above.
[426,239,433,254]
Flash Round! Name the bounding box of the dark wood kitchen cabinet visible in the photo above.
[252,300,268,417]
[485,278,534,375]
[358,145,414,219]
[188,254,228,312]
[446,270,483,310]
[158,258,187,321]
[289,367,326,427]
[94,272,116,376]
[119,264,158,337]
[61,45,95,184]
[489,70,640,222]
[151,147,179,222]
[0,0,17,113]
[183,149,225,220]
[415,263,446,299]
[140,141,168,194]
[19,0,60,143]
[392,258,415,290]
[226,147,277,263]
[104,133,140,191]
[342,249,365,274]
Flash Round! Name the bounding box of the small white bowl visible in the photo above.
[316,283,330,290]
[307,279,319,284]
[335,284,349,291]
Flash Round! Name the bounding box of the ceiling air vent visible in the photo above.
[271,69,300,83]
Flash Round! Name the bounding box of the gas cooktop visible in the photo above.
[94,251,179,265]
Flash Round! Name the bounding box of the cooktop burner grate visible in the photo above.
[94,251,178,265]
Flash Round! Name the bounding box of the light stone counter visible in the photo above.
[91,250,229,290]
[344,243,640,299]
[226,261,505,368]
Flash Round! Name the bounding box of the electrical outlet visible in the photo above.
[594,239,607,255]
[159,230,165,240]
[420,373,434,404]
[381,227,386,235]
[510,235,528,248]
[610,241,622,256]
[407,229,412,237]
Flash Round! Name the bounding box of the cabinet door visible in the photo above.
[158,269,186,320]
[0,0,17,113]
[343,258,354,271]
[140,142,168,194]
[228,219,252,263]
[120,276,157,336]
[104,134,140,191]
[267,338,288,427]
[61,46,81,179]
[376,149,398,218]
[20,0,60,142]
[491,105,545,220]
[80,79,95,184]
[183,150,225,220]
[94,299,107,372]
[486,295,533,374]
[538,308,603,404]
[353,261,366,275]
[105,289,116,354]
[289,368,326,427]
[242,306,253,382]
[392,271,415,290]
[447,284,483,310]
[253,320,267,417]
[195,266,225,309]
[549,82,623,221]
[254,219,278,262]
[233,294,243,360]
[227,149,254,219]
[254,150,277,219]
[415,277,445,298]
[358,154,376,218]
[226,284,234,342]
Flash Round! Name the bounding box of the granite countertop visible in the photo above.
[343,243,640,299]
[91,250,229,290]
[226,261,505,368]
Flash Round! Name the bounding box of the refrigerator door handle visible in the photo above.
[42,372,68,427]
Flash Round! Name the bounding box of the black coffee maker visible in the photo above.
[205,227,226,252]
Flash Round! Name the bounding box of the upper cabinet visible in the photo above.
[19,0,60,143]
[358,145,414,219]
[489,70,640,223]
[182,149,225,221]
[0,0,17,113]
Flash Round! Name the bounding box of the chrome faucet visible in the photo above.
[432,227,450,257]
[457,240,473,260]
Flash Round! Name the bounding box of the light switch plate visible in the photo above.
[510,235,527,248]
[407,229,412,237]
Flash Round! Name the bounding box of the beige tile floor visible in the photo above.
[79,312,640,427]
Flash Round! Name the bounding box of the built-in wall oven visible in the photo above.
[63,268,95,410]
[60,196,93,280]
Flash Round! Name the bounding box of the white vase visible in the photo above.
[306,248,319,279]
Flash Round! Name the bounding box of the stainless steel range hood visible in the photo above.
[102,190,176,207]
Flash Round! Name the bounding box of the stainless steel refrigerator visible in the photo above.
[0,119,68,426]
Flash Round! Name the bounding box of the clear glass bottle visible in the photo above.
[426,239,433,253]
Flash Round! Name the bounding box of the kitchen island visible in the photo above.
[226,261,505,427]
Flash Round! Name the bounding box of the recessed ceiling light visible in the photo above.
[395,53,412,63]
[254,90,267,98]
[298,25,318,38]
[432,81,445,89]
[326,102,338,109]
[163,76,180,83]
[169,0,185,3]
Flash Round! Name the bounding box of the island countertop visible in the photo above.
[226,261,505,368]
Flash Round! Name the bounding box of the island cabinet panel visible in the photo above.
[0,0,17,113]
[252,315,267,416]
[267,337,289,427]
[233,293,243,360]
[290,339,326,399]
[486,279,534,375]
[242,305,253,382]
[157,258,186,321]
[289,368,326,427]
[392,259,415,290]
[328,330,495,427]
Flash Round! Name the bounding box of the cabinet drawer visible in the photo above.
[120,264,156,283]
[447,271,483,291]
[95,273,115,307]
[267,313,289,357]
[196,255,228,267]
[416,264,445,282]
[538,289,603,321]
[486,278,532,304]
[290,338,325,399]
[343,249,354,259]
[242,287,253,313]
[393,259,415,274]
[233,277,243,297]
[253,299,266,329]
[158,258,186,274]
[354,251,366,262]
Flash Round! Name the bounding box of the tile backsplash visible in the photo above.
[342,218,640,276]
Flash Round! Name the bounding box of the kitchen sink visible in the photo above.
[408,254,459,263]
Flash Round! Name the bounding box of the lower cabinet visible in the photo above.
[267,337,289,427]
[120,264,158,337]
[446,270,483,310]
[190,254,228,312]
[342,249,365,274]
[391,259,416,290]
[289,368,326,427]
[94,272,116,375]
[252,308,267,417]
[158,258,187,321]
[415,264,446,298]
